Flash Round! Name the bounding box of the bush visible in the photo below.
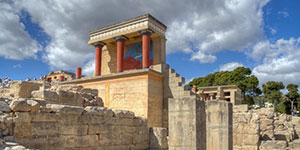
[275,100,291,114]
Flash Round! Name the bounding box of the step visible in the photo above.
[169,68,175,74]
[173,90,194,98]
[168,77,185,85]
[169,72,180,78]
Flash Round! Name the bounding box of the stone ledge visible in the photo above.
[61,68,163,85]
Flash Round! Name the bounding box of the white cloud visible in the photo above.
[9,0,269,70]
[269,27,277,35]
[0,2,40,60]
[252,38,300,86]
[278,11,289,18]
[13,64,22,68]
[82,60,95,76]
[219,62,243,71]
[190,51,216,63]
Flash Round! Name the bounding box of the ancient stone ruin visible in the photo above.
[1,14,300,150]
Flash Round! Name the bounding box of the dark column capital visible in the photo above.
[92,41,106,47]
[113,35,128,42]
[139,29,153,36]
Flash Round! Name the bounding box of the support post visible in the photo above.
[94,42,105,76]
[76,67,82,79]
[141,30,152,68]
[114,36,127,72]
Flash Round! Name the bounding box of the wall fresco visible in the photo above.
[123,40,153,70]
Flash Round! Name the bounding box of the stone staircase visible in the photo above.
[156,64,197,128]
[165,65,197,99]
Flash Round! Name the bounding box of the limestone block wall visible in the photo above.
[233,105,260,150]
[73,70,164,127]
[0,83,150,150]
[0,81,41,98]
[206,100,233,150]
[168,98,233,150]
[11,104,149,150]
[233,105,300,150]
[168,98,206,150]
[149,127,168,150]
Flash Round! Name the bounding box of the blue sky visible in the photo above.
[0,0,300,88]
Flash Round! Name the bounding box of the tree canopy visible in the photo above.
[186,67,261,105]
[262,81,285,104]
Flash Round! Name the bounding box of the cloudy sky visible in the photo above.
[0,0,300,88]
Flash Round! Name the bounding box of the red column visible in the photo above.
[76,67,82,79]
[59,76,64,81]
[209,93,214,100]
[142,31,152,68]
[94,43,103,76]
[116,38,125,72]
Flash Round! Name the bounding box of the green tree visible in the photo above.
[186,67,261,105]
[275,100,290,114]
[286,84,299,114]
[262,81,285,105]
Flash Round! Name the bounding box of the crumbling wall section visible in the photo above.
[233,105,300,150]
[0,82,149,150]
[233,105,260,150]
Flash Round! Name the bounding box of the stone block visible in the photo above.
[112,109,135,118]
[13,112,31,123]
[46,104,84,115]
[0,101,10,112]
[56,114,79,125]
[59,124,88,135]
[150,127,168,149]
[10,99,31,112]
[290,139,300,150]
[206,100,233,150]
[9,81,40,98]
[61,135,99,148]
[31,122,58,136]
[30,112,58,123]
[259,140,287,150]
[233,105,248,113]
[84,106,114,117]
[168,98,206,150]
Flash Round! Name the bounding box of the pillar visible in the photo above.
[209,93,214,100]
[115,36,127,72]
[76,67,82,79]
[141,30,152,68]
[59,76,64,81]
[94,42,105,76]
[206,100,233,150]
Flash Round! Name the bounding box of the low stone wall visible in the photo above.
[206,100,233,150]
[168,98,233,150]
[233,105,260,150]
[1,99,149,150]
[168,98,206,150]
[0,81,41,98]
[233,105,300,150]
[0,82,149,150]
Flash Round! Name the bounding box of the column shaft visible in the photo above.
[95,44,103,76]
[76,67,82,79]
[117,39,125,72]
[142,33,151,68]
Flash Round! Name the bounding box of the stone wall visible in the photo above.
[233,105,260,150]
[0,81,41,98]
[168,98,233,150]
[233,105,300,150]
[70,69,164,127]
[168,98,206,150]
[0,82,149,150]
[206,100,233,150]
